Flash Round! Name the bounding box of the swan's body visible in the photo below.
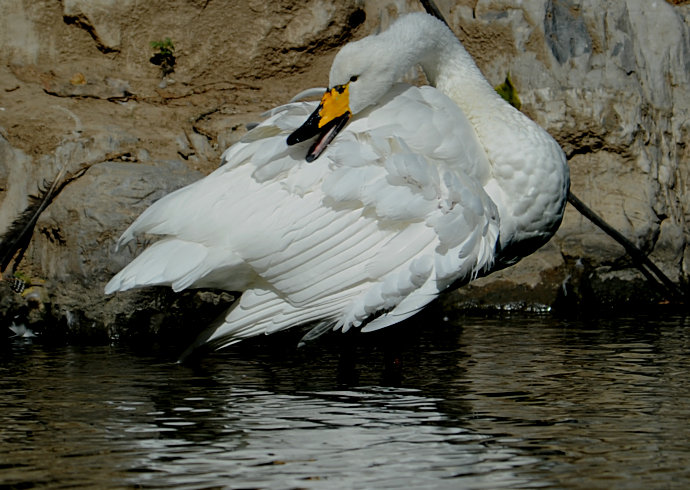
[105,13,569,350]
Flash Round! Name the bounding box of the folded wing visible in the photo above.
[106,85,500,347]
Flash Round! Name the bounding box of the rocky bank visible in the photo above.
[1,0,689,344]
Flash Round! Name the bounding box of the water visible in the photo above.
[2,312,689,489]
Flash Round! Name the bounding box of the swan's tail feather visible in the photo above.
[298,320,337,347]
[192,288,354,352]
[177,309,232,363]
[105,239,205,293]
[361,278,439,333]
[105,239,250,294]
[179,278,438,359]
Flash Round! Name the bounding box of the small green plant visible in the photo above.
[495,72,522,111]
[150,38,176,77]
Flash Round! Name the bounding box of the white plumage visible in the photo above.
[105,13,569,350]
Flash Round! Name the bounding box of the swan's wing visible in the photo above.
[107,85,499,345]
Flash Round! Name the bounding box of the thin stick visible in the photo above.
[418,0,445,22]
[567,191,683,299]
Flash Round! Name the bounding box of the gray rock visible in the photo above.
[0,131,202,338]
[544,0,593,64]
[32,160,201,284]
[0,133,35,234]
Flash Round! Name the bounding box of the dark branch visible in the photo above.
[567,191,684,299]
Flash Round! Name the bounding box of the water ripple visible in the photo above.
[1,313,689,488]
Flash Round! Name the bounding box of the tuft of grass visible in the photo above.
[495,73,522,111]
[150,38,176,77]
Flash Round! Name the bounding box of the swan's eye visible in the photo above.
[349,75,358,83]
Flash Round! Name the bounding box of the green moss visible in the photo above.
[495,73,522,111]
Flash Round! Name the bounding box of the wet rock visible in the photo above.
[443,242,568,312]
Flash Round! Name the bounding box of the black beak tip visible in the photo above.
[286,132,300,146]
[287,105,323,146]
[287,106,351,162]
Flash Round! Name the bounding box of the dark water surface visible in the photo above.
[2,312,689,489]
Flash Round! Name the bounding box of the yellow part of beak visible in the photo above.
[318,83,351,128]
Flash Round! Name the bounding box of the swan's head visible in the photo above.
[329,36,400,114]
[287,34,401,162]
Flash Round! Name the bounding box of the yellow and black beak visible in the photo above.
[287,83,352,162]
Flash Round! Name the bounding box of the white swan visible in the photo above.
[105,13,569,350]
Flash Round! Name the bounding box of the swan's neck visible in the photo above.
[416,25,522,141]
[381,16,505,117]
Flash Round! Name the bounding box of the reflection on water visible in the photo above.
[1,312,689,488]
